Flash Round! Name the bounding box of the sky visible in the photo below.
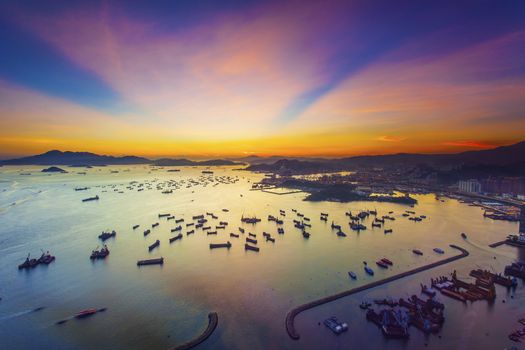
[1,0,524,159]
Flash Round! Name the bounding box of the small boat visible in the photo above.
[90,245,109,260]
[75,309,97,319]
[98,230,116,241]
[82,195,99,202]
[230,233,239,238]
[336,231,347,237]
[266,236,275,243]
[412,249,423,255]
[324,317,348,334]
[359,301,371,309]
[137,257,164,266]
[421,284,436,297]
[245,244,259,252]
[207,231,217,235]
[169,234,182,243]
[302,231,311,238]
[133,224,140,230]
[246,237,257,244]
[158,213,170,218]
[143,229,151,236]
[171,226,182,232]
[38,251,55,264]
[18,255,39,269]
[365,266,374,275]
[381,258,393,266]
[152,223,159,228]
[148,240,160,251]
[461,232,467,239]
[348,271,357,279]
[384,229,393,234]
[186,230,195,235]
[209,241,232,249]
[376,260,389,268]
[433,248,444,254]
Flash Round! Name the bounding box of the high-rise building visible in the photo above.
[458,179,481,193]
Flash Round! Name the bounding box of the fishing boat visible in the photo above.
[337,231,347,237]
[348,271,357,279]
[152,222,159,228]
[143,229,151,236]
[246,237,257,244]
[133,224,140,230]
[169,234,182,243]
[365,266,374,275]
[82,195,99,202]
[148,240,160,251]
[158,213,170,218]
[209,241,232,249]
[98,230,116,241]
[412,249,423,255]
[245,244,259,252]
[137,257,164,266]
[171,226,182,232]
[186,230,195,235]
[207,231,217,235]
[230,233,239,238]
[266,236,275,243]
[384,229,393,234]
[433,248,445,254]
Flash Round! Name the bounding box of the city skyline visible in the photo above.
[1,0,525,158]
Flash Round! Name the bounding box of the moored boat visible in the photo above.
[209,241,232,249]
[433,248,444,254]
[245,244,259,252]
[348,271,357,279]
[169,234,183,243]
[148,240,160,251]
[413,249,423,255]
[365,266,374,275]
[137,257,164,266]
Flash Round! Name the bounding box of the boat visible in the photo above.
[18,255,39,269]
[365,266,374,275]
[171,226,182,232]
[359,301,371,309]
[412,249,423,255]
[209,241,232,249]
[148,240,160,251]
[186,230,195,235]
[376,260,389,268]
[137,257,164,266]
[143,229,151,236]
[98,230,116,241]
[302,231,310,238]
[38,251,55,264]
[381,258,393,266]
[245,244,259,252]
[152,222,159,228]
[323,317,348,334]
[384,229,393,234]
[348,271,357,279]
[90,245,109,260]
[75,309,98,319]
[82,195,99,202]
[132,224,140,230]
[421,284,436,297]
[461,232,467,239]
[169,234,183,243]
[246,238,257,244]
[336,231,347,237]
[266,236,275,243]
[158,213,170,218]
[433,248,445,254]
[207,231,217,235]
[230,233,239,238]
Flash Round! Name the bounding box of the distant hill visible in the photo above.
[153,158,238,166]
[1,150,151,166]
[246,141,525,173]
[1,150,241,167]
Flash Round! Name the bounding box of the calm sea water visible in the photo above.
[0,165,522,350]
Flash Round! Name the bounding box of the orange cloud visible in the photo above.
[442,140,494,148]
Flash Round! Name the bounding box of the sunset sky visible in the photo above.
[1,0,524,158]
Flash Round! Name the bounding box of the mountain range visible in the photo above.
[0,150,238,167]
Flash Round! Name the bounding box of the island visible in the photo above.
[41,166,68,173]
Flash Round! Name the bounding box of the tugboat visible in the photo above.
[348,271,357,279]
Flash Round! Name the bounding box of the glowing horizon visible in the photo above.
[1,1,524,158]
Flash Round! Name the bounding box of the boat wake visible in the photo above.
[0,307,45,321]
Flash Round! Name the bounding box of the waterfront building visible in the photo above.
[458,179,481,193]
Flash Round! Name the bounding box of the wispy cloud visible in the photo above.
[442,140,495,148]
[377,136,406,142]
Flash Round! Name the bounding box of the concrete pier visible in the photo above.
[172,312,218,350]
[285,245,469,340]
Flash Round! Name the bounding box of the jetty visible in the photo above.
[285,244,469,340]
[171,312,218,350]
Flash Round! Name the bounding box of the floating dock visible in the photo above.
[285,245,469,340]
